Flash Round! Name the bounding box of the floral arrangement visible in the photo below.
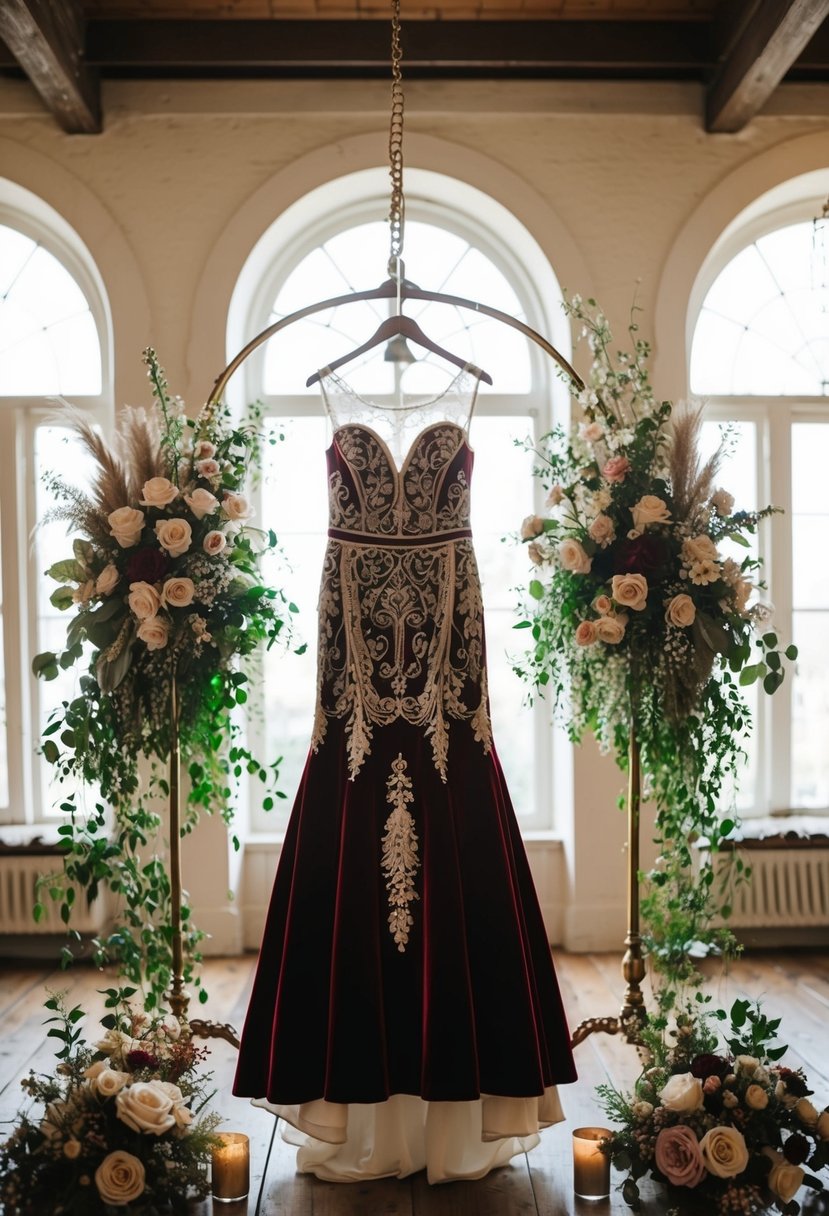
[32,350,292,1007]
[515,296,796,993]
[599,998,829,1215]
[0,992,222,1215]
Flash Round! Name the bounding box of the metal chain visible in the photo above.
[387,0,405,282]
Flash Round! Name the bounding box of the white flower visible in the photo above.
[579,420,604,443]
[116,1081,176,1135]
[222,492,254,522]
[631,495,672,529]
[611,573,648,612]
[631,1100,654,1120]
[659,1072,704,1114]
[689,559,720,586]
[154,518,192,558]
[734,1055,759,1074]
[184,487,219,519]
[139,477,179,508]
[665,593,696,628]
[203,530,227,556]
[95,563,120,597]
[710,488,735,516]
[588,513,616,548]
[521,514,545,540]
[108,506,145,549]
[137,616,170,651]
[128,581,161,621]
[545,485,565,508]
[95,1150,146,1205]
[699,1125,749,1178]
[722,1090,739,1109]
[161,577,195,608]
[558,538,592,574]
[527,541,546,567]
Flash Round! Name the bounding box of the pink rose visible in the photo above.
[574,620,598,647]
[654,1125,706,1188]
[603,455,630,483]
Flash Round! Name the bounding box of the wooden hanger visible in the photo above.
[305,312,494,388]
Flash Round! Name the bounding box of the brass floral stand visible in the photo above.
[167,673,241,1048]
[570,722,648,1047]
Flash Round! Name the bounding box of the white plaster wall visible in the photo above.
[2,76,827,954]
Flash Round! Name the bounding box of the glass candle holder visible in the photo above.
[572,1126,611,1200]
[211,1132,250,1202]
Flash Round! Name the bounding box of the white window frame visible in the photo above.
[234,175,568,835]
[691,204,829,818]
[0,204,110,826]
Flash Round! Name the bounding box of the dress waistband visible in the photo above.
[327,526,473,548]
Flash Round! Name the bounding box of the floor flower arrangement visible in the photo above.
[599,1000,829,1215]
[0,993,222,1215]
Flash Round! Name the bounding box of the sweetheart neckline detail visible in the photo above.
[327,419,474,479]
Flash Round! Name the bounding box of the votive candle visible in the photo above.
[211,1132,250,1202]
[572,1126,611,1200]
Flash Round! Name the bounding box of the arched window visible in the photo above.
[230,169,568,832]
[0,198,110,826]
[690,211,829,817]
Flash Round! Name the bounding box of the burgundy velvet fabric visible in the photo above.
[233,720,577,1105]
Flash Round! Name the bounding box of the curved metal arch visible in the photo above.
[205,278,583,406]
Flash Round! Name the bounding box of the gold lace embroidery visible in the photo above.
[381,754,419,952]
[311,420,492,780]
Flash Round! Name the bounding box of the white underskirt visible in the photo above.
[251,1089,565,1184]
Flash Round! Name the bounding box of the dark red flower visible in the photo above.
[126,1049,160,1071]
[783,1133,811,1165]
[690,1053,731,1080]
[614,533,669,576]
[125,547,170,585]
[777,1067,810,1098]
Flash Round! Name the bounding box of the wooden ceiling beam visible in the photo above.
[0,0,100,132]
[706,0,829,132]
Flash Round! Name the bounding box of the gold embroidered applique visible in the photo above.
[381,754,419,952]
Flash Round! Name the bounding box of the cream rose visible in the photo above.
[521,514,545,540]
[596,615,626,645]
[222,491,254,522]
[734,1055,760,1074]
[84,1060,106,1081]
[559,538,592,575]
[611,573,649,612]
[659,1072,704,1115]
[763,1150,804,1204]
[682,534,719,565]
[155,518,192,558]
[545,485,564,508]
[184,487,219,519]
[574,620,598,647]
[128,581,161,621]
[95,1150,146,1206]
[579,420,603,443]
[161,577,195,608]
[711,488,735,516]
[95,563,120,597]
[196,458,221,479]
[72,579,96,605]
[593,594,613,615]
[665,593,696,628]
[699,1126,749,1178]
[744,1084,769,1111]
[116,1081,176,1135]
[94,1067,131,1098]
[139,477,179,508]
[817,1111,829,1140]
[137,616,170,651]
[588,513,616,548]
[631,494,672,529]
[203,530,227,556]
[795,1098,819,1127]
[108,506,145,549]
[194,439,216,459]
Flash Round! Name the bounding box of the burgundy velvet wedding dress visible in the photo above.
[233,367,577,1183]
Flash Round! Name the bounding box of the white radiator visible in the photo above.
[0,855,109,935]
[725,847,829,930]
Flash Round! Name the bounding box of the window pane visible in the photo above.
[34,425,97,815]
[691,222,829,397]
[791,422,829,809]
[0,224,102,395]
[262,219,531,397]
